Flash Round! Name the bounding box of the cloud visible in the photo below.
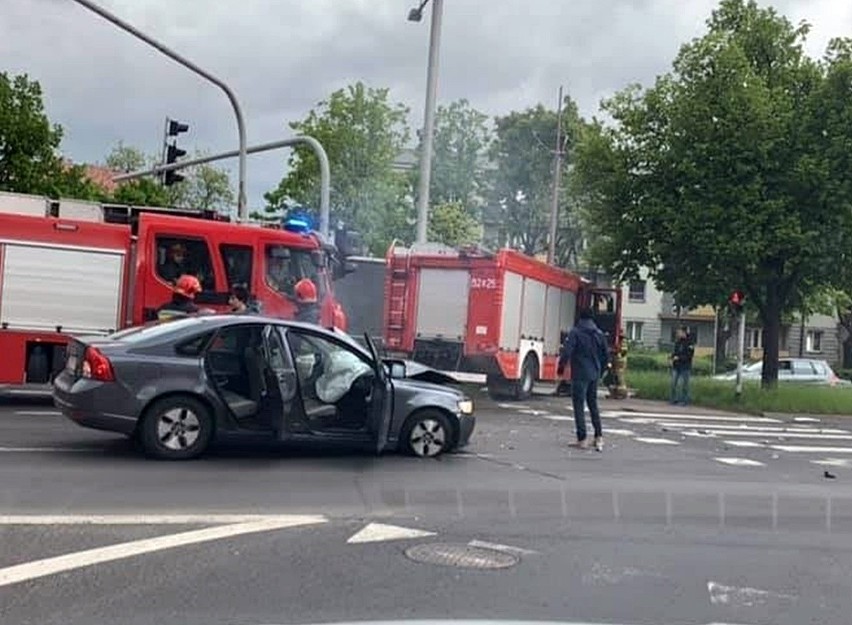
[2,0,849,208]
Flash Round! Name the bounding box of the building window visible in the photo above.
[748,328,763,350]
[628,280,646,303]
[806,330,823,353]
[626,321,644,342]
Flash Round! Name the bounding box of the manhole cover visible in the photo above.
[404,543,519,569]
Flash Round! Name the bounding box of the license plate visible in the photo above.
[65,355,77,372]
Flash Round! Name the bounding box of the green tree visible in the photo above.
[105,141,147,173]
[425,99,491,213]
[427,201,481,247]
[103,143,234,211]
[0,72,91,198]
[487,99,582,258]
[574,0,852,387]
[264,82,412,254]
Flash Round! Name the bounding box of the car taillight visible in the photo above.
[81,347,115,382]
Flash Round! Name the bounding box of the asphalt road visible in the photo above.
[3,390,852,625]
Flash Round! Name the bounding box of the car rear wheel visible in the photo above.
[402,410,454,458]
[140,396,213,460]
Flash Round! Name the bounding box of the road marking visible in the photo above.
[620,414,782,424]
[634,437,680,445]
[771,445,852,454]
[793,416,821,423]
[701,431,852,440]
[543,415,574,422]
[714,457,766,467]
[0,515,327,588]
[468,539,537,555]
[707,580,796,607]
[0,447,101,453]
[346,522,435,544]
[602,428,635,436]
[811,458,852,468]
[723,440,764,448]
[518,409,550,416]
[12,410,61,416]
[0,514,313,525]
[681,430,718,438]
[640,422,848,434]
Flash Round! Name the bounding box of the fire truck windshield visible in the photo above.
[264,244,326,299]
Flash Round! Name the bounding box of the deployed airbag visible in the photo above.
[315,350,372,403]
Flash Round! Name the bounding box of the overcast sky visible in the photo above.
[2,0,849,209]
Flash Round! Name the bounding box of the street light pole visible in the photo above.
[68,0,248,220]
[410,0,444,244]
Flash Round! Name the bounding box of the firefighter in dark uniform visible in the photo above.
[294,278,320,324]
[156,274,202,321]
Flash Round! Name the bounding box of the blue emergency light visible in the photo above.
[283,212,313,233]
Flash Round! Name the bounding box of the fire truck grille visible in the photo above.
[412,339,463,371]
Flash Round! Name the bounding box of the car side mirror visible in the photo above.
[388,361,406,379]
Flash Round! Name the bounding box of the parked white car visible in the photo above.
[713,357,851,387]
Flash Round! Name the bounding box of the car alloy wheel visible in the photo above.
[140,396,213,460]
[404,410,453,458]
[157,408,201,451]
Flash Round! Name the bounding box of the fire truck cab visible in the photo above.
[0,192,348,390]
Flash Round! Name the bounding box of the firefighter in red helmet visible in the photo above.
[156,274,202,322]
[294,277,320,324]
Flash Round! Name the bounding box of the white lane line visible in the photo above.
[468,539,537,555]
[620,414,782,424]
[634,437,680,445]
[0,514,316,525]
[714,457,766,467]
[641,422,848,434]
[707,580,796,606]
[602,428,636,436]
[543,415,574,422]
[811,458,852,468]
[12,411,61,416]
[698,431,852,440]
[346,522,435,544]
[723,440,764,448]
[682,430,718,438]
[0,447,101,453]
[0,515,327,588]
[772,445,852,454]
[518,409,550,416]
[793,417,821,423]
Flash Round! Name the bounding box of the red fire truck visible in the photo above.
[383,243,622,400]
[0,191,349,390]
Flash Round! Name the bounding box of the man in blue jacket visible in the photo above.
[557,308,610,451]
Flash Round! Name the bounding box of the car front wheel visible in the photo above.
[402,410,454,458]
[140,395,213,460]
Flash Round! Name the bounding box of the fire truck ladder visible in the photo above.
[384,242,411,350]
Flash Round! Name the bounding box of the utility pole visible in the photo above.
[547,86,564,266]
[735,310,746,398]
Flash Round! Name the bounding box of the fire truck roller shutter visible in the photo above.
[0,242,125,335]
[498,272,523,351]
[543,285,563,356]
[414,268,470,340]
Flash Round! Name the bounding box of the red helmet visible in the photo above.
[294,278,318,304]
[174,274,202,298]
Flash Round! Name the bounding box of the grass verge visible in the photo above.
[626,370,852,415]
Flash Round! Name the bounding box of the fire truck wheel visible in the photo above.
[140,395,214,460]
[401,410,454,458]
[514,354,539,401]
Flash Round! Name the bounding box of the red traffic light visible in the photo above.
[729,290,745,307]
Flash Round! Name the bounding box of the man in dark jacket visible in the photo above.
[557,308,610,451]
[156,274,201,322]
[670,326,695,405]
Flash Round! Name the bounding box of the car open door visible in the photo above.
[364,332,392,454]
[262,324,299,440]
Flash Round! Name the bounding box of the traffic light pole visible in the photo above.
[113,136,332,237]
[69,0,248,219]
[735,310,746,397]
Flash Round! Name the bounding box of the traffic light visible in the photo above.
[728,289,746,314]
[162,117,189,186]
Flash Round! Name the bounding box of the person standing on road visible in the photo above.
[670,326,695,405]
[557,308,610,452]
